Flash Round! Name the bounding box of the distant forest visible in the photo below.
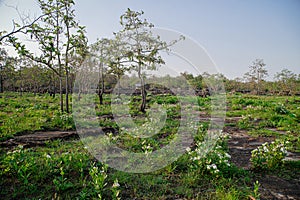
[0,53,299,96]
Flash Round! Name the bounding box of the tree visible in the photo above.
[274,68,297,95]
[244,59,268,94]
[107,35,133,97]
[1,57,17,92]
[8,0,87,112]
[202,72,227,95]
[90,38,112,104]
[0,6,46,45]
[181,72,203,91]
[117,9,182,112]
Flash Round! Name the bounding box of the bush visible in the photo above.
[250,139,291,170]
[188,131,231,177]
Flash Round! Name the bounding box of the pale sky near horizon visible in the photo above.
[0,0,299,80]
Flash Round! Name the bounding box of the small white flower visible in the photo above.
[225,153,231,159]
[263,146,269,152]
[212,164,217,170]
[186,147,191,152]
[280,147,286,153]
[112,179,120,188]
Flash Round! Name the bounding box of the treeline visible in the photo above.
[1,54,299,96]
[1,1,299,114]
[0,54,117,95]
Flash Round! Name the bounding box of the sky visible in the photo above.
[0,0,300,80]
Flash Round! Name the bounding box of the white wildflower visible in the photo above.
[112,179,120,188]
[212,164,217,170]
[186,147,191,152]
[225,153,231,159]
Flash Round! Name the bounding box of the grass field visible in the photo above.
[0,92,299,199]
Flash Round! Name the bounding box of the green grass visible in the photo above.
[227,94,300,152]
[0,92,299,199]
[0,138,252,199]
[0,92,75,141]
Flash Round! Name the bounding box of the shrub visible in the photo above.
[250,139,291,170]
[188,131,231,177]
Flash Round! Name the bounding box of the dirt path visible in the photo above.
[225,126,300,200]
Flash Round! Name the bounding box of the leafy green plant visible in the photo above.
[51,111,75,130]
[111,179,121,200]
[274,103,289,115]
[250,139,291,170]
[89,163,108,200]
[188,131,231,177]
[53,165,74,193]
[238,115,253,129]
[2,145,27,176]
[252,180,260,200]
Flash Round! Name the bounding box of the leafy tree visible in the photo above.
[90,38,112,104]
[8,0,87,112]
[181,72,203,91]
[117,9,182,112]
[275,69,297,95]
[244,59,268,94]
[202,72,227,93]
[0,6,45,45]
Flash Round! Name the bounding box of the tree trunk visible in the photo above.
[59,76,63,112]
[98,89,103,105]
[56,0,63,112]
[140,82,146,112]
[117,74,121,97]
[98,78,104,105]
[98,63,105,105]
[65,69,69,113]
[52,72,56,98]
[0,64,3,93]
[139,74,146,112]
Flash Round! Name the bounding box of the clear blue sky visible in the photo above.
[1,0,300,79]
